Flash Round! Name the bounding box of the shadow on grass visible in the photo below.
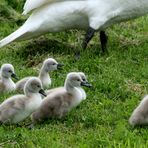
[14,37,105,67]
[129,124,148,130]
[18,35,110,57]
[16,37,76,59]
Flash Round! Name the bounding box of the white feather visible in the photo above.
[23,0,84,15]
[1,0,148,48]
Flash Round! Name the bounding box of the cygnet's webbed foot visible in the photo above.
[99,31,108,54]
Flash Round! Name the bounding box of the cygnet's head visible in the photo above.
[43,58,63,72]
[78,72,87,82]
[1,64,17,79]
[78,72,92,87]
[24,77,46,96]
[66,72,92,88]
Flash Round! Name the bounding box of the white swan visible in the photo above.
[0,77,46,124]
[1,0,148,52]
[31,72,91,122]
[0,64,17,92]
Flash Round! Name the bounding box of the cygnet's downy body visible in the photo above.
[31,72,91,122]
[0,77,46,124]
[1,0,148,52]
[16,58,63,91]
[46,72,90,100]
[129,95,148,126]
[0,64,17,92]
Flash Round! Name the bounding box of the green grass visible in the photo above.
[0,1,148,147]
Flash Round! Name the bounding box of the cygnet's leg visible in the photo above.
[100,31,108,53]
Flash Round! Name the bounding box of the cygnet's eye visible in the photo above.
[52,63,56,65]
[8,70,12,73]
[37,85,40,88]
[82,78,86,81]
[77,79,80,82]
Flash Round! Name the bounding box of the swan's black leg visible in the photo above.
[100,31,108,53]
[75,27,95,59]
[82,27,96,49]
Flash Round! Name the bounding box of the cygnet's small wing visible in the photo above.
[16,77,31,92]
[32,93,61,122]
[0,95,26,123]
[0,80,5,92]
[45,87,63,96]
[32,89,70,122]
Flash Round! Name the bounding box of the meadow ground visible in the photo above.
[0,1,148,147]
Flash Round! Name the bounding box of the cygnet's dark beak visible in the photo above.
[81,81,92,88]
[39,89,47,97]
[57,63,64,70]
[11,73,19,80]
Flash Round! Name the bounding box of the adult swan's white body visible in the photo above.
[0,0,148,52]
[23,0,83,15]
